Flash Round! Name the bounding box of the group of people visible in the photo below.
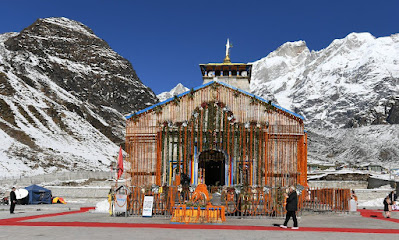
[7,184,397,225]
[383,190,397,218]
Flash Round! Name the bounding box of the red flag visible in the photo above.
[117,146,123,179]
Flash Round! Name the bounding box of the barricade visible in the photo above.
[171,205,225,223]
[125,186,351,218]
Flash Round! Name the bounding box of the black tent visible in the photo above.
[25,185,52,204]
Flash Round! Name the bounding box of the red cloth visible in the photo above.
[117,146,123,179]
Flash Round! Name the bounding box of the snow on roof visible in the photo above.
[125,81,305,120]
[370,174,397,181]
[307,173,329,180]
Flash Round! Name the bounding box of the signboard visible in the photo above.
[114,194,127,213]
[142,196,154,217]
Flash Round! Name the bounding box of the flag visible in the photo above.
[117,146,123,179]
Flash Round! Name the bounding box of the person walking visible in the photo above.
[10,187,16,214]
[280,186,299,229]
[388,190,397,205]
[383,195,391,218]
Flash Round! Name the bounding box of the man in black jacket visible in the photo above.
[388,190,397,205]
[280,186,299,229]
[10,187,16,214]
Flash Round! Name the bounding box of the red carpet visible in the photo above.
[1,207,398,234]
[0,207,94,223]
[358,209,399,223]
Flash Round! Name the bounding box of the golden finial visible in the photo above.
[223,38,232,63]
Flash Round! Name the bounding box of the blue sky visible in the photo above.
[0,0,398,94]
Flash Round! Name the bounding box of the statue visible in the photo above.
[224,39,233,63]
[191,183,211,205]
[225,38,233,57]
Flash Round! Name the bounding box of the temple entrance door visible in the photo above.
[198,150,225,186]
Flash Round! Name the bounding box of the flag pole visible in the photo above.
[115,154,118,190]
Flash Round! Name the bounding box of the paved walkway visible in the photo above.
[0,206,398,240]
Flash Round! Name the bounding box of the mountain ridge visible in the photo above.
[251,32,399,129]
[0,17,158,178]
[250,32,399,166]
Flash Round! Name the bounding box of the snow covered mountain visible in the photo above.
[0,17,158,178]
[251,32,399,129]
[250,32,399,166]
[157,83,189,102]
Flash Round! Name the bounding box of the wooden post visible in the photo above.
[297,134,304,186]
[156,131,162,185]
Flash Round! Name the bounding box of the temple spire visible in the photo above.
[200,39,252,91]
[224,38,232,63]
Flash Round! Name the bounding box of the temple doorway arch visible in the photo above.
[198,150,226,186]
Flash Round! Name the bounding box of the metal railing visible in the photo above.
[121,186,350,218]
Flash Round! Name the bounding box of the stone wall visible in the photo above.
[308,180,368,189]
[355,189,393,202]
[46,186,110,199]
[368,177,399,192]
[0,171,112,187]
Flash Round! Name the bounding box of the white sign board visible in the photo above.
[142,196,154,217]
[114,194,127,213]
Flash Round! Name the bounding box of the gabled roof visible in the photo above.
[125,81,304,120]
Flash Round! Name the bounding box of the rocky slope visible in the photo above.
[307,125,399,166]
[0,17,158,178]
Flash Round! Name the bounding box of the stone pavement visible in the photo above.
[0,205,398,240]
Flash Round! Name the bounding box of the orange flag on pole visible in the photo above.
[117,146,123,179]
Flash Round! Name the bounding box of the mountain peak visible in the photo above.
[345,32,375,41]
[328,32,375,50]
[157,83,189,102]
[280,40,307,48]
[269,40,309,59]
[0,17,158,177]
[170,83,189,95]
[38,17,98,38]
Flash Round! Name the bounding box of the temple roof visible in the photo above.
[199,63,249,66]
[125,81,305,120]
